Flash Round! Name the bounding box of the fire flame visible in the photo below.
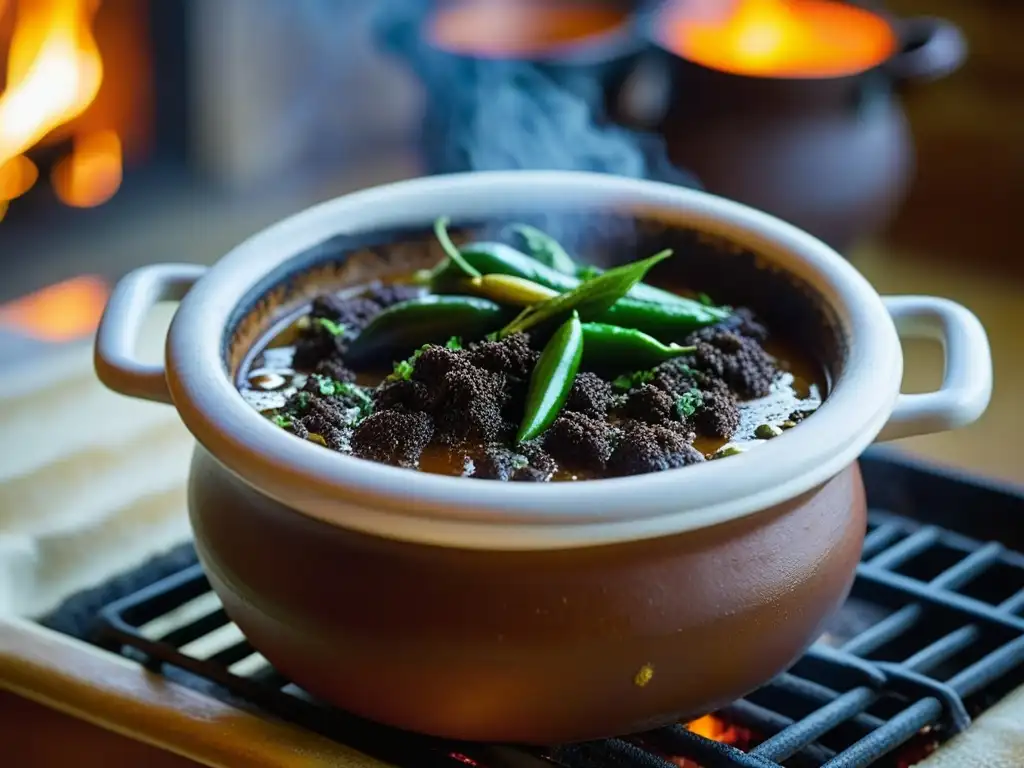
[658,0,896,79]
[0,0,121,218]
[0,273,109,341]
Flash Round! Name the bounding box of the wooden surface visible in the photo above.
[0,690,202,768]
[0,617,393,768]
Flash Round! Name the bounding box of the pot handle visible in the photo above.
[885,17,967,83]
[94,263,207,405]
[876,296,991,442]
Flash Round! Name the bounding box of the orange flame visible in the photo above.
[657,0,897,79]
[686,714,743,742]
[0,274,109,341]
[0,0,120,216]
[52,127,121,207]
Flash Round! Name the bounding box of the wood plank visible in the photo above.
[0,617,394,768]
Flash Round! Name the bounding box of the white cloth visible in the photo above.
[0,313,194,618]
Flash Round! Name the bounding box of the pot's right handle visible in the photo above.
[876,296,991,442]
[885,17,967,84]
[94,263,207,405]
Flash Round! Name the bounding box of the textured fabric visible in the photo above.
[0,308,194,618]
[918,684,1024,768]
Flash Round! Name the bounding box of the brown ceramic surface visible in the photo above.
[190,446,865,743]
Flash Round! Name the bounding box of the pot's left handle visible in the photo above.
[94,263,207,404]
[876,296,992,442]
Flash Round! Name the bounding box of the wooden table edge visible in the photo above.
[0,616,393,768]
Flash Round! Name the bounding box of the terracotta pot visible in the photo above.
[618,11,968,250]
[93,172,992,743]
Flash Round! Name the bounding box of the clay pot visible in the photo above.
[618,12,968,250]
[94,172,992,743]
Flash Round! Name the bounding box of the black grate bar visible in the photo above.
[770,674,885,731]
[856,567,1024,632]
[208,639,258,668]
[157,608,231,648]
[842,542,1005,657]
[819,699,943,768]
[548,739,676,768]
[644,725,780,768]
[114,563,209,627]
[947,634,1024,698]
[865,527,940,570]
[750,688,875,763]
[860,523,904,560]
[718,700,836,764]
[799,645,887,688]
[901,626,979,672]
[1001,588,1024,615]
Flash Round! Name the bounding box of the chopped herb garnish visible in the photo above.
[272,414,292,428]
[576,265,602,281]
[612,369,656,392]
[311,374,342,396]
[386,344,431,383]
[675,388,704,419]
[309,375,374,418]
[445,336,463,350]
[696,293,713,307]
[315,317,346,337]
[293,391,311,412]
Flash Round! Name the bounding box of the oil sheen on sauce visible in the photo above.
[238,283,825,481]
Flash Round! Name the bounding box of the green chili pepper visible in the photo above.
[500,250,672,337]
[345,295,510,365]
[433,217,481,278]
[518,311,584,443]
[595,296,731,340]
[465,274,560,306]
[580,323,696,369]
[577,266,690,306]
[431,240,580,293]
[430,234,727,330]
[507,223,578,275]
[507,223,694,307]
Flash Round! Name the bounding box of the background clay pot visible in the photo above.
[94,172,992,744]
[619,13,968,250]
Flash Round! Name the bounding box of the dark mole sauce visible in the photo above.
[238,279,827,481]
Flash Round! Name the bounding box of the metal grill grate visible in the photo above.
[92,452,1024,768]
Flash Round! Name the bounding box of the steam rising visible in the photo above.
[373,0,698,187]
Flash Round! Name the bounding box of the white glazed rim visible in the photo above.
[166,171,903,550]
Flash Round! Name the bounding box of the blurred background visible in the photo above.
[0,0,1020,483]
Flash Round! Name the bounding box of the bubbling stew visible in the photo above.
[238,219,824,481]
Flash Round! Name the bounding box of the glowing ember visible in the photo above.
[655,0,897,79]
[686,714,743,742]
[0,0,122,216]
[0,274,109,341]
[661,714,759,767]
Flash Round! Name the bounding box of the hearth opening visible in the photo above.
[0,0,160,221]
